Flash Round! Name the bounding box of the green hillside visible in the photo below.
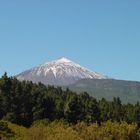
[69,79,140,103]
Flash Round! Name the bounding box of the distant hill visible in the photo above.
[69,79,140,103]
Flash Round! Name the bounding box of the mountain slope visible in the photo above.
[69,79,140,103]
[16,57,108,85]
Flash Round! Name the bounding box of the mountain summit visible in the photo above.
[16,57,108,85]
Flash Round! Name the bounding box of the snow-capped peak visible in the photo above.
[55,57,71,63]
[17,57,109,85]
[44,57,72,65]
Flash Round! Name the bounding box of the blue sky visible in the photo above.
[0,0,140,81]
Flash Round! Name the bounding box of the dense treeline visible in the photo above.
[0,73,140,128]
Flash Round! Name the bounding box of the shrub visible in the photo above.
[0,121,15,139]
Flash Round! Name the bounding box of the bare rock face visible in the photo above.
[16,57,108,85]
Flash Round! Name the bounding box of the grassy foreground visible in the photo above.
[0,120,140,140]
